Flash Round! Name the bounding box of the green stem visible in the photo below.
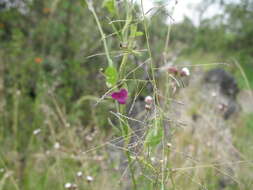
[126,150,137,190]
[118,2,133,80]
[119,102,137,190]
[119,54,129,80]
[140,0,157,98]
[13,91,19,151]
[86,1,113,66]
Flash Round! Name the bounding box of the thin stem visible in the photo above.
[13,90,19,151]
[140,0,158,106]
[126,150,137,190]
[119,2,133,79]
[86,1,113,66]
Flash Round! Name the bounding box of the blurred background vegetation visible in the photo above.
[0,0,253,189]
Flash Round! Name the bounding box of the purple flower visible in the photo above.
[111,88,128,104]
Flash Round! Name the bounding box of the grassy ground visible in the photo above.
[1,54,253,190]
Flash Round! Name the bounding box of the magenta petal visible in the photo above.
[111,92,120,99]
[118,99,126,104]
[111,88,128,104]
[119,89,128,97]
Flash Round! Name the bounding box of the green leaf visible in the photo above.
[130,31,144,38]
[79,0,87,8]
[130,24,143,37]
[103,0,116,15]
[135,31,144,37]
[105,66,118,88]
[130,24,137,37]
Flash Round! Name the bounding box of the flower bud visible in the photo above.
[168,67,178,75]
[145,96,153,105]
[180,67,190,76]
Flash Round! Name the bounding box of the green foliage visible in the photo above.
[171,17,196,44]
[105,66,118,87]
[103,0,116,15]
[177,0,253,87]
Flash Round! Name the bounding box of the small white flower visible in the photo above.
[77,171,83,177]
[54,142,60,149]
[86,175,93,182]
[218,103,227,111]
[181,67,190,76]
[64,183,72,189]
[0,168,4,173]
[33,129,41,135]
[145,96,153,105]
[166,143,172,148]
[150,157,156,162]
[16,90,21,96]
[85,135,93,141]
[160,158,167,164]
[211,92,217,97]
